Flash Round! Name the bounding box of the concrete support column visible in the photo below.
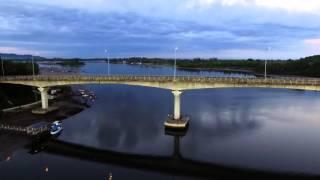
[38,87,49,109]
[172,90,182,120]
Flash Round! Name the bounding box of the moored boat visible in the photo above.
[50,121,63,135]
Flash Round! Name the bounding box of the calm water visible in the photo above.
[1,63,320,179]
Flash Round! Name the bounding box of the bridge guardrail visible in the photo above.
[1,75,320,86]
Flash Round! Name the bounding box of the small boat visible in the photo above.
[50,121,63,135]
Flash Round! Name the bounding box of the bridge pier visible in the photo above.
[165,124,188,160]
[164,90,189,129]
[173,90,182,120]
[32,87,58,114]
[38,87,49,109]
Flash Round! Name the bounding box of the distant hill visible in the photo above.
[0,53,45,60]
[300,55,320,62]
[250,55,320,77]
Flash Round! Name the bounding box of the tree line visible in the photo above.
[0,60,39,76]
[110,55,320,77]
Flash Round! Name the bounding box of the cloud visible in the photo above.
[184,0,320,14]
[0,46,50,55]
[304,38,320,55]
[185,0,216,9]
[0,0,320,58]
[15,0,320,14]
[305,38,320,47]
[254,0,320,14]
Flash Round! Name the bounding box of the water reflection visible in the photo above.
[2,126,316,180]
[0,134,29,162]
[59,85,172,155]
[53,84,320,175]
[181,88,320,174]
[0,133,199,180]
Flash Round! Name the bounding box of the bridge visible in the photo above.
[1,75,320,128]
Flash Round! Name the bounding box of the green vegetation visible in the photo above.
[112,55,320,77]
[254,55,320,77]
[0,60,39,76]
[0,60,40,110]
[176,58,260,70]
[56,59,85,67]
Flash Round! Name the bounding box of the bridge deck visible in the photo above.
[1,75,320,86]
[1,75,320,91]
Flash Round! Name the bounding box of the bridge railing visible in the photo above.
[1,75,320,86]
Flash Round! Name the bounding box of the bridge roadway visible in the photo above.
[1,75,320,91]
[1,75,320,127]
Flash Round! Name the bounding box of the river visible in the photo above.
[1,62,320,179]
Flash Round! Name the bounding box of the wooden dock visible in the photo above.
[0,122,49,136]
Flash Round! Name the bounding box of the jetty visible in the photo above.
[0,121,49,136]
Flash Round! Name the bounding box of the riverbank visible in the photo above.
[110,55,320,78]
[175,66,256,75]
[166,65,315,79]
[0,90,89,131]
[135,64,308,78]
[2,100,41,113]
[136,63,312,78]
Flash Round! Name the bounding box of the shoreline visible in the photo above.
[0,67,94,131]
[2,101,41,113]
[124,63,317,78]
[178,66,255,74]
[0,88,90,131]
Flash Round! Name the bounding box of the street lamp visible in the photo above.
[265,47,271,79]
[174,47,178,81]
[31,52,40,77]
[105,49,110,76]
[32,55,35,77]
[1,56,4,77]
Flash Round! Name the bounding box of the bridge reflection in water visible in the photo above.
[28,129,317,180]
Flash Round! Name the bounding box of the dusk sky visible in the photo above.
[1,0,320,59]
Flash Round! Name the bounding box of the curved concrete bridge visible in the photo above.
[1,75,320,127]
[2,75,320,91]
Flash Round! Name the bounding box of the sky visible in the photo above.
[0,0,320,59]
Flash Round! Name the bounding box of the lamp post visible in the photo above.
[265,47,271,79]
[1,56,4,77]
[174,47,178,81]
[32,55,35,77]
[105,49,110,76]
